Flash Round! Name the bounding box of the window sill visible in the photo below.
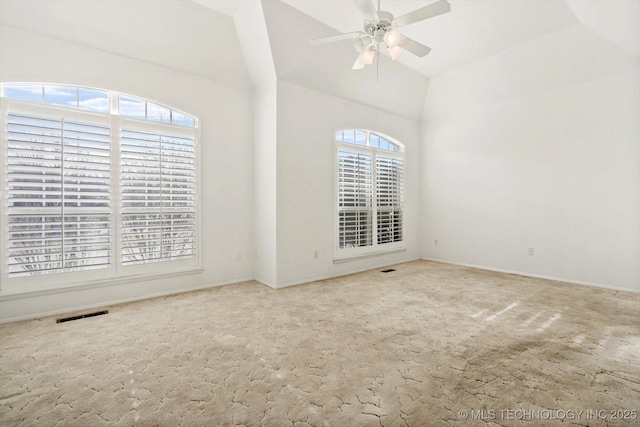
[0,266,204,301]
[334,247,406,264]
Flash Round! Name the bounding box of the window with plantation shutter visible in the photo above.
[1,83,199,291]
[338,151,373,248]
[336,130,405,260]
[6,111,111,277]
[376,156,403,244]
[120,128,195,265]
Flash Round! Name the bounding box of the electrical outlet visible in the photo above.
[528,248,534,256]
[435,239,438,246]
[314,250,318,259]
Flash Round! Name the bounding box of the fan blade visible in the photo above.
[397,34,432,57]
[311,31,365,46]
[393,0,451,27]
[352,55,366,70]
[353,0,379,22]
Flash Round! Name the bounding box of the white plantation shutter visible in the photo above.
[338,150,373,248]
[6,112,111,277]
[120,128,195,265]
[376,156,403,244]
[160,134,196,260]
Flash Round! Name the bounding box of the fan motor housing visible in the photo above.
[376,11,394,26]
[364,11,394,43]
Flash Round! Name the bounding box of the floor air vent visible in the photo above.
[381,269,396,273]
[56,310,109,323]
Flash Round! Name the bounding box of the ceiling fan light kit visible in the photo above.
[387,44,403,60]
[360,48,376,65]
[383,29,400,47]
[311,0,451,71]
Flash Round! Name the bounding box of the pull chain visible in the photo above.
[377,0,381,81]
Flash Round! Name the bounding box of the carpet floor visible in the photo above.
[1,260,638,426]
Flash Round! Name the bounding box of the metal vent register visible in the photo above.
[56,310,109,323]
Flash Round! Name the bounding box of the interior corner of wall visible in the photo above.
[233,0,277,88]
[565,0,640,59]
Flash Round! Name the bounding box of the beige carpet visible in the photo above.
[1,260,639,426]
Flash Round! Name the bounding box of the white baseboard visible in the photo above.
[0,276,254,324]
[10,256,630,325]
[273,257,422,289]
[254,276,277,289]
[420,257,639,294]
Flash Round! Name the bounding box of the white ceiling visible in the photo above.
[190,0,247,17]
[196,0,640,78]
[0,0,252,88]
[3,0,635,118]
[283,0,581,77]
[261,0,430,119]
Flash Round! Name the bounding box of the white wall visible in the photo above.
[420,24,640,292]
[0,25,255,322]
[238,0,424,288]
[274,80,421,287]
[234,1,279,286]
[251,83,278,286]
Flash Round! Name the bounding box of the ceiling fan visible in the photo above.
[311,0,451,70]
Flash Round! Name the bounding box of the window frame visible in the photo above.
[1,100,116,288]
[117,116,199,278]
[0,84,201,293]
[334,129,405,262]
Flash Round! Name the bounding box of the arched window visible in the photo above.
[0,83,199,290]
[336,130,404,260]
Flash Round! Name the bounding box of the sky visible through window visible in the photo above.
[2,84,195,127]
[336,130,400,152]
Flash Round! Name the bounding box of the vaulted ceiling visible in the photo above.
[195,0,639,79]
[0,0,252,87]
[280,0,579,77]
[2,0,637,120]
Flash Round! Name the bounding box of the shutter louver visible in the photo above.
[160,134,195,260]
[338,150,373,248]
[376,156,403,244]
[7,112,111,277]
[121,129,162,264]
[120,129,195,265]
